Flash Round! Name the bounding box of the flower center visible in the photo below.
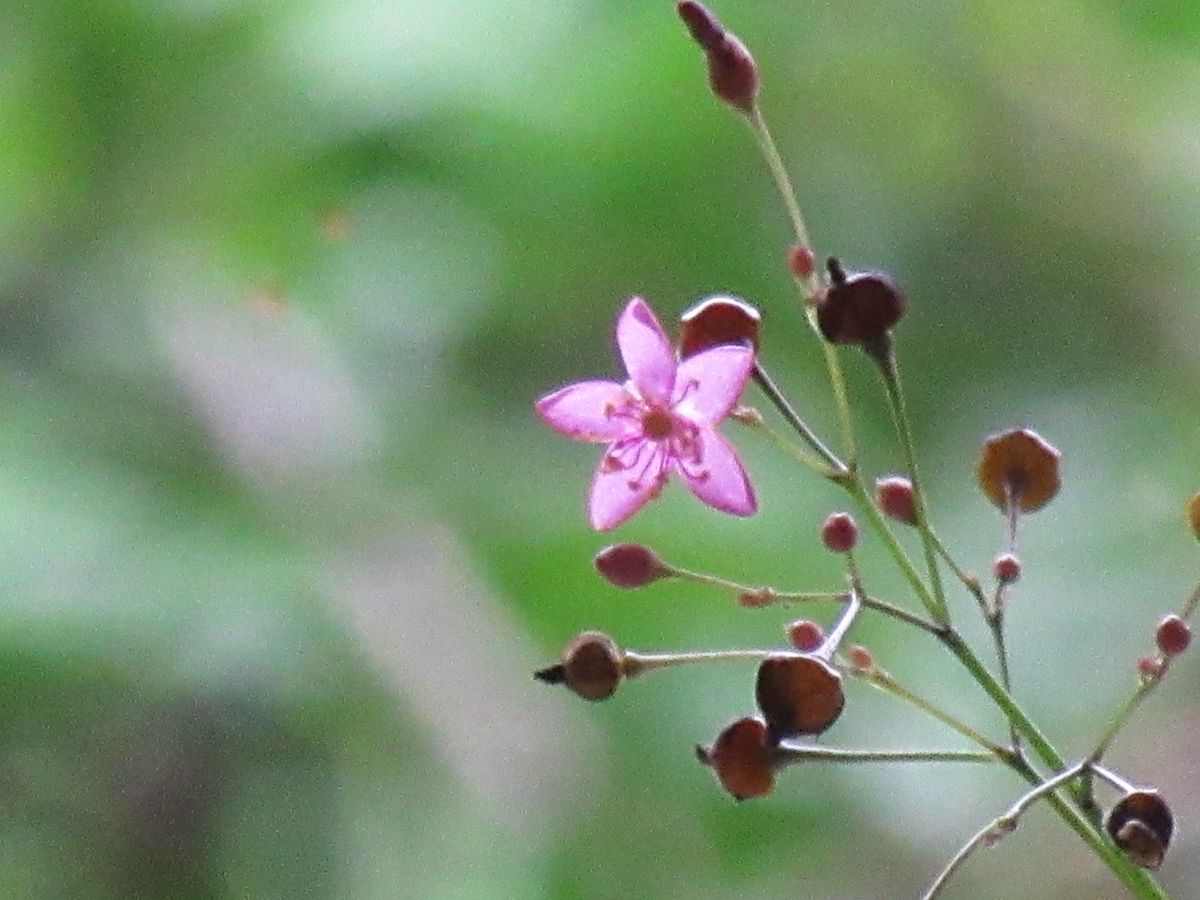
[641,408,675,441]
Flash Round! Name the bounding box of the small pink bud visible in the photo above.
[593,543,669,589]
[1137,655,1163,678]
[738,587,775,608]
[1155,614,1191,657]
[821,512,858,553]
[787,244,815,279]
[786,619,824,652]
[677,2,759,113]
[847,644,874,672]
[993,553,1022,586]
[874,475,917,526]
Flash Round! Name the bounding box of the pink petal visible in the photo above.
[679,428,756,517]
[588,440,662,530]
[616,297,676,405]
[536,381,638,442]
[673,345,754,426]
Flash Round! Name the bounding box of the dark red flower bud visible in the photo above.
[874,475,917,526]
[977,428,1061,514]
[677,2,759,113]
[787,244,816,279]
[534,631,624,701]
[696,717,775,800]
[815,258,906,345]
[593,543,669,589]
[755,654,845,741]
[678,295,761,358]
[786,619,824,652]
[1155,614,1191,657]
[821,512,858,553]
[993,553,1021,586]
[1105,790,1174,870]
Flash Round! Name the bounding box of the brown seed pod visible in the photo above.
[977,428,1061,513]
[1188,491,1200,541]
[697,716,775,800]
[1105,790,1174,870]
[534,631,624,701]
[755,654,845,741]
[678,295,762,358]
[815,259,906,345]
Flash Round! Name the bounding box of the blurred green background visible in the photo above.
[4,0,1200,897]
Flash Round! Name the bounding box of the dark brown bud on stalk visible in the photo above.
[875,475,917,525]
[1155,614,1191,657]
[594,543,669,589]
[1188,491,1200,541]
[677,2,759,113]
[787,244,816,279]
[821,512,858,553]
[678,295,762,358]
[977,428,1061,514]
[815,258,906,345]
[1105,790,1174,870]
[696,717,775,800]
[993,553,1021,586]
[786,619,825,652]
[755,654,845,741]
[534,631,624,701]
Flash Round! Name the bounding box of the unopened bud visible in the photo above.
[534,631,624,701]
[847,644,874,672]
[821,512,858,553]
[1188,491,1200,541]
[697,717,775,800]
[678,295,762,358]
[1137,655,1164,679]
[1155,614,1191,657]
[594,543,669,589]
[993,553,1021,585]
[875,475,917,525]
[677,2,759,113]
[787,244,816,279]
[738,587,775,608]
[786,619,824,652]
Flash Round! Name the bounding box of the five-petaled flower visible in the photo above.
[536,297,758,530]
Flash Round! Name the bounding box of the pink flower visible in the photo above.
[536,297,758,530]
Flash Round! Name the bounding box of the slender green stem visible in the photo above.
[848,664,1009,759]
[734,407,833,475]
[1089,580,1200,762]
[846,476,942,619]
[924,761,1089,900]
[776,746,997,767]
[816,588,861,661]
[751,364,846,474]
[622,648,770,677]
[928,527,986,606]
[873,341,949,623]
[667,565,942,636]
[744,108,859,464]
